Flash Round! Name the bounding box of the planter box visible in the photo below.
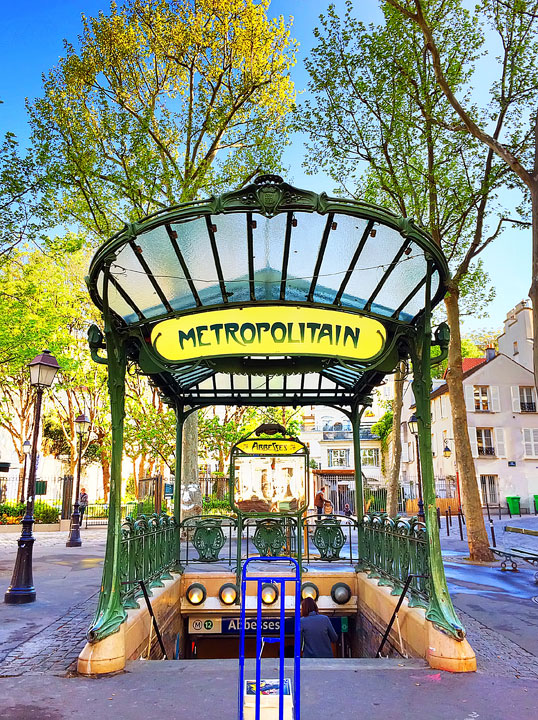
[0,522,63,533]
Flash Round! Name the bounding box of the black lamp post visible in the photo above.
[408,414,425,522]
[20,439,31,504]
[5,350,60,604]
[66,413,91,548]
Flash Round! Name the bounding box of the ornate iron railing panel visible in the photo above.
[243,516,298,560]
[303,513,359,565]
[358,513,429,608]
[119,512,179,609]
[180,515,238,568]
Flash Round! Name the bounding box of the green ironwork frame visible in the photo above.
[84,176,462,644]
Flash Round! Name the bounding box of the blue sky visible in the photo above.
[0,0,530,337]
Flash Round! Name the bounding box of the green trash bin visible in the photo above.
[506,496,521,515]
[533,495,538,514]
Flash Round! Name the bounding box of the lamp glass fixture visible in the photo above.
[408,414,419,436]
[186,583,206,605]
[28,350,60,388]
[261,583,279,605]
[443,444,451,458]
[219,583,238,605]
[331,582,352,605]
[301,582,319,601]
[75,413,91,435]
[23,440,31,456]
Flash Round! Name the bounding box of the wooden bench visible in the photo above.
[490,526,538,583]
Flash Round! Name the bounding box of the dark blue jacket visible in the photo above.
[300,612,338,658]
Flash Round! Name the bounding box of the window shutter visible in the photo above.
[523,428,533,457]
[494,427,506,458]
[490,386,501,412]
[511,386,521,412]
[401,444,409,463]
[464,385,475,412]
[468,426,478,458]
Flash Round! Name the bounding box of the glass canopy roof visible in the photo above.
[88,176,449,408]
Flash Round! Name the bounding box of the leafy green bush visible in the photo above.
[34,504,60,524]
[0,502,25,517]
[202,494,232,514]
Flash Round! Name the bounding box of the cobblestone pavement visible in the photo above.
[457,608,538,680]
[0,591,98,677]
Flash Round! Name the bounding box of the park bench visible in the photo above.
[490,526,538,583]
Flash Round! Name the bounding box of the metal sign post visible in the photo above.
[238,556,300,720]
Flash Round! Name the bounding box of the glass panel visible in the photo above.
[171,217,221,305]
[252,213,287,300]
[312,215,370,304]
[268,375,284,391]
[111,243,167,318]
[211,214,250,303]
[232,375,249,390]
[213,373,231,391]
[285,212,328,301]
[137,225,197,311]
[285,375,302,390]
[372,245,428,318]
[96,271,139,323]
[340,222,404,311]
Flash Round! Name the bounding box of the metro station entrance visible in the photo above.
[78,174,476,676]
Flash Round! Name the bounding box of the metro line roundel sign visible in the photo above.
[150,305,386,363]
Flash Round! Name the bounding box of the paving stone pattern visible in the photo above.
[0,592,98,677]
[458,608,538,680]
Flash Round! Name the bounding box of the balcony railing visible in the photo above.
[478,446,495,456]
[521,402,536,412]
[322,430,353,440]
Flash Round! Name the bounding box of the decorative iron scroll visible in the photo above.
[359,513,429,608]
[119,513,179,609]
[311,517,346,561]
[252,518,287,556]
[192,518,226,562]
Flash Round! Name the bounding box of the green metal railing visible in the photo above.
[359,513,429,608]
[119,513,179,609]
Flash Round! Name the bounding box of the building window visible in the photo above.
[523,428,538,457]
[361,448,380,467]
[476,428,495,456]
[513,341,519,355]
[328,448,350,467]
[520,387,536,413]
[480,475,498,504]
[474,386,489,412]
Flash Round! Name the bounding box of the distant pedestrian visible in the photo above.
[344,503,352,517]
[314,487,325,517]
[300,597,338,658]
[79,487,89,527]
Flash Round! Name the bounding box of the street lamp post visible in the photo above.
[442,439,462,512]
[20,439,31,504]
[408,414,425,522]
[66,413,91,548]
[5,351,60,604]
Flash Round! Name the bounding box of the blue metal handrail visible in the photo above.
[238,556,301,720]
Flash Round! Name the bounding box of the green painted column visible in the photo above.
[173,405,184,572]
[87,296,128,642]
[409,262,464,640]
[352,405,366,517]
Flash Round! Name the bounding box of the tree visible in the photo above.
[0,132,48,268]
[29,0,298,493]
[385,0,538,380]
[298,0,514,559]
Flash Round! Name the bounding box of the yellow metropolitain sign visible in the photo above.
[236,439,304,455]
[150,306,386,363]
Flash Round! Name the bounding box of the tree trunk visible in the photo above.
[530,183,538,382]
[181,411,202,519]
[387,361,405,517]
[445,287,493,561]
[102,454,110,502]
[17,455,25,504]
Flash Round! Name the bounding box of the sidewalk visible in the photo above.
[0,525,537,719]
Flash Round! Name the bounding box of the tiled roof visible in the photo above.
[443,357,485,379]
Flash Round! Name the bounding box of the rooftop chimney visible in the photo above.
[485,345,496,362]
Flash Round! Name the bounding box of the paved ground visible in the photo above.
[0,518,537,717]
